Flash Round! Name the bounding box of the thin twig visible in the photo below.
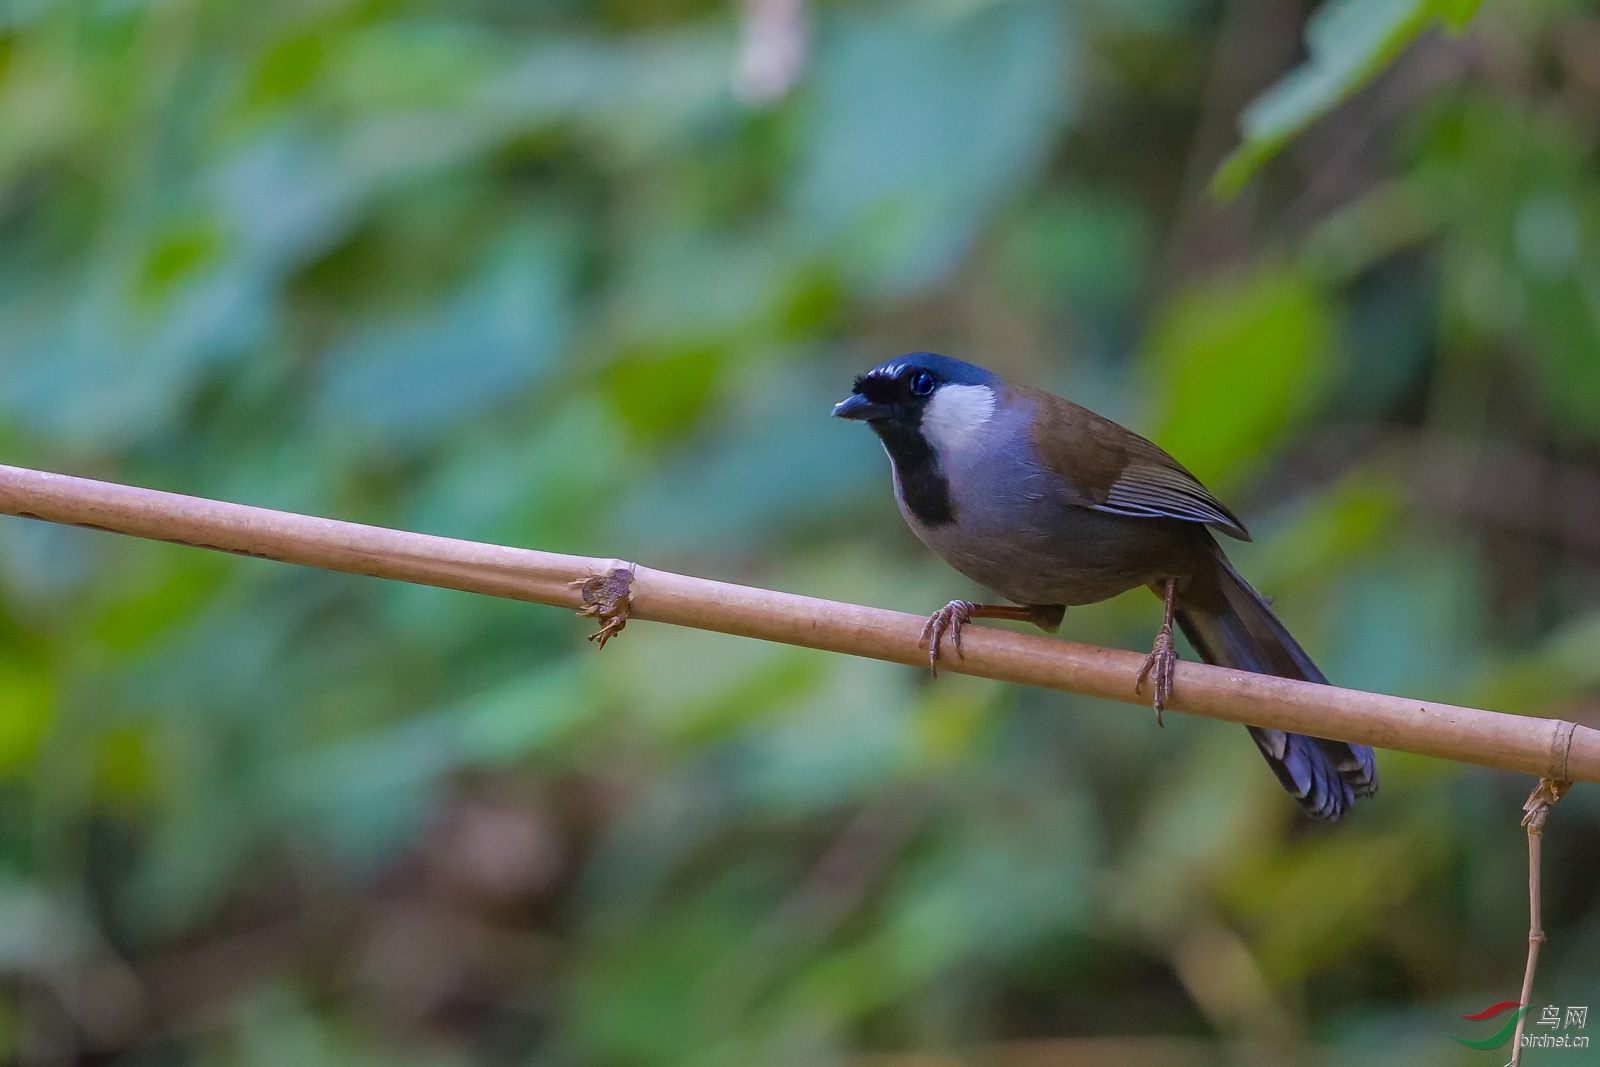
[0,463,1595,786]
[1157,0,1306,290]
[1510,778,1570,1066]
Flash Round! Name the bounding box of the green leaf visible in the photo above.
[795,0,1072,293]
[1211,0,1486,198]
[318,231,572,446]
[1142,265,1336,490]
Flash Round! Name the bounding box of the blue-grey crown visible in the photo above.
[855,353,999,391]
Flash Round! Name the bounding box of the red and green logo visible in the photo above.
[1451,1001,1531,1050]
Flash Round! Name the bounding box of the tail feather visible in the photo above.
[1174,543,1377,820]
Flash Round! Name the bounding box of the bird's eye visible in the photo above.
[909,371,935,396]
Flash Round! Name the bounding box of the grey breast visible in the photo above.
[895,395,1181,608]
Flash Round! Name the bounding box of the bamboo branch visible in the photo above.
[0,462,1595,785]
[1510,778,1570,1066]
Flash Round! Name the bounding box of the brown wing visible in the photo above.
[1015,384,1250,541]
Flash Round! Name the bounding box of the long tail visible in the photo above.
[1174,541,1377,820]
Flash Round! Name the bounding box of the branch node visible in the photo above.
[572,565,636,650]
[1521,776,1569,831]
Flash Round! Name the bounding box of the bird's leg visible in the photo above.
[1136,577,1179,726]
[919,600,1055,676]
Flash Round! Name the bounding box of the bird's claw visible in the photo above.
[571,566,635,650]
[918,600,974,676]
[1136,625,1178,727]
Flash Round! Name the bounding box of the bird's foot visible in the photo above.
[918,600,975,676]
[1136,625,1178,727]
[571,566,635,650]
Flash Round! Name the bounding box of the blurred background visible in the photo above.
[0,0,1597,1064]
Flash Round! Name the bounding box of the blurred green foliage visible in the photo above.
[0,1,1597,1066]
[1212,0,1485,195]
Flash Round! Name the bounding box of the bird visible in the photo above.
[832,353,1377,820]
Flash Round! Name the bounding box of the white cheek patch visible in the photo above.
[920,384,996,455]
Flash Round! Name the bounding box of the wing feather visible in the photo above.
[1016,385,1250,541]
[1100,447,1250,538]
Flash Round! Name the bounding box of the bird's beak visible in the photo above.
[832,393,890,421]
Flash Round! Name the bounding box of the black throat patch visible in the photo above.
[872,419,955,527]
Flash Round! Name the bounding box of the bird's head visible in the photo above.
[832,353,1000,455]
